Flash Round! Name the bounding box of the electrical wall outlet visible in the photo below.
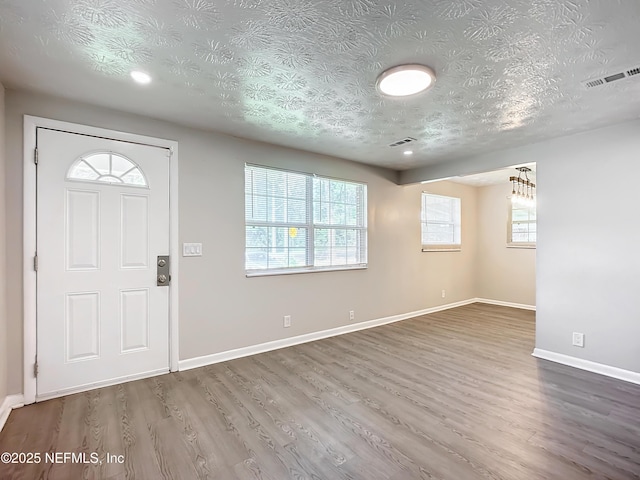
[349,310,355,321]
[283,315,291,328]
[441,290,446,298]
[572,332,585,347]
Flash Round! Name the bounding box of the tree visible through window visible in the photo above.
[421,193,461,251]
[245,164,367,274]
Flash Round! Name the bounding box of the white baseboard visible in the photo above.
[475,298,536,311]
[179,299,477,371]
[36,368,170,402]
[5,299,539,408]
[532,348,640,386]
[0,394,25,432]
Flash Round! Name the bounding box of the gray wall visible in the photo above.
[4,90,479,394]
[0,83,7,404]
[408,119,640,374]
[476,182,536,306]
[535,123,640,373]
[7,88,637,394]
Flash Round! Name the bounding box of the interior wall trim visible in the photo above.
[475,297,536,311]
[532,348,640,386]
[0,394,25,432]
[179,299,477,371]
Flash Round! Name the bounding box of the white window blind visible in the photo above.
[245,164,367,274]
[421,193,461,251]
[508,203,536,246]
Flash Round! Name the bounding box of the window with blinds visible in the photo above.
[421,193,461,251]
[508,203,536,247]
[245,164,367,274]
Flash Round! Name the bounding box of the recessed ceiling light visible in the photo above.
[403,150,413,155]
[130,70,152,85]
[376,64,436,97]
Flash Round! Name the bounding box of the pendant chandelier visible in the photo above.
[510,167,535,207]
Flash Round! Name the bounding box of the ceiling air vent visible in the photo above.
[604,72,625,83]
[582,65,640,89]
[389,137,416,147]
[585,78,604,88]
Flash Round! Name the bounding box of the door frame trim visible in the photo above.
[23,115,180,404]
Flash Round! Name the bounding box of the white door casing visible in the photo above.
[23,117,179,403]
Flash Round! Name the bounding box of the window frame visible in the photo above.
[507,201,536,248]
[245,164,368,276]
[421,192,462,252]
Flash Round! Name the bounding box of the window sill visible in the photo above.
[507,244,536,249]
[421,247,462,252]
[246,265,367,278]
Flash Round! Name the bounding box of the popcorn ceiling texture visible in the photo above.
[0,0,639,170]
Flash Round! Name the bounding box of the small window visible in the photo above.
[245,164,367,275]
[421,193,461,251]
[67,152,148,187]
[508,202,536,247]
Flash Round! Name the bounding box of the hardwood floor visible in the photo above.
[1,303,639,479]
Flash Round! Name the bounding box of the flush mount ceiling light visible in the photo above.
[376,64,436,97]
[509,167,536,207]
[130,70,152,85]
[403,150,413,155]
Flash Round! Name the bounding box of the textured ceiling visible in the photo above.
[449,163,535,187]
[1,0,639,171]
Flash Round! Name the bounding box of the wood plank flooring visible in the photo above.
[1,303,639,479]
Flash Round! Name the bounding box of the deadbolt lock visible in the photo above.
[157,256,170,286]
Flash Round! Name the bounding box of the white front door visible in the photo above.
[36,128,171,399]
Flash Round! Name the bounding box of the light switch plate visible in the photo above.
[183,243,202,257]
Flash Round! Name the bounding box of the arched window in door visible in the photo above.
[67,152,148,187]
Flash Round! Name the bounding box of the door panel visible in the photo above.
[121,194,149,269]
[65,292,100,361]
[36,128,170,399]
[120,288,150,353]
[66,189,100,270]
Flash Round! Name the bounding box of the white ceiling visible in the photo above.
[449,163,535,187]
[1,0,639,171]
